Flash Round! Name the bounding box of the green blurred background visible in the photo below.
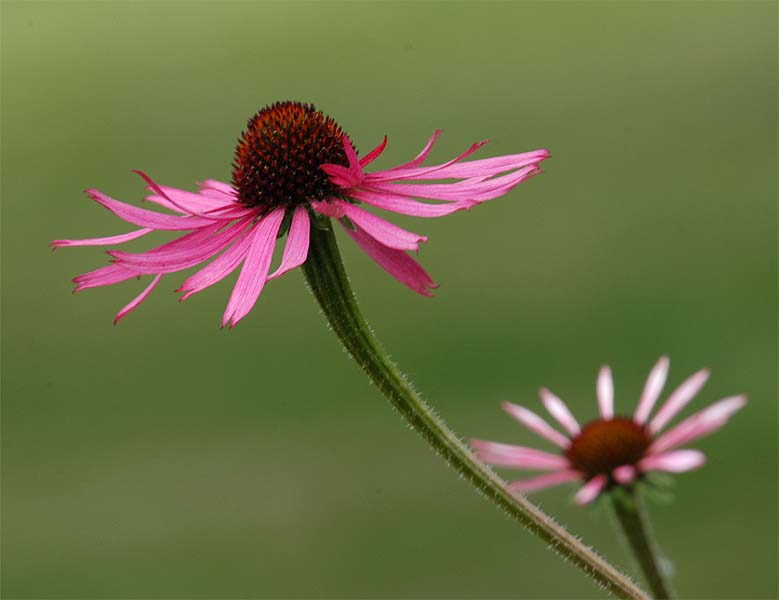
[2,2,777,598]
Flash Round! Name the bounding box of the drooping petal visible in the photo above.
[649,369,710,434]
[575,475,608,505]
[86,189,217,230]
[613,465,637,485]
[341,222,437,296]
[639,449,706,473]
[501,401,570,449]
[268,206,311,280]
[222,208,285,328]
[177,218,256,300]
[113,274,163,325]
[470,440,570,471]
[109,222,244,274]
[50,227,153,249]
[73,264,141,291]
[508,470,582,494]
[539,388,581,436]
[597,366,614,419]
[649,395,747,454]
[634,356,670,424]
[339,201,428,251]
[382,129,443,172]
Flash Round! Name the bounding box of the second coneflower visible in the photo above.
[471,356,746,505]
[52,101,548,327]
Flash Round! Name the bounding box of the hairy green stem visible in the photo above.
[610,488,675,599]
[302,218,647,599]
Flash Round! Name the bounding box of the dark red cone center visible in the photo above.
[564,418,651,478]
[232,101,350,208]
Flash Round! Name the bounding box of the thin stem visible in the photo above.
[610,488,675,599]
[301,218,647,600]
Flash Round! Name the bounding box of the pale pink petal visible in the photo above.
[113,274,163,325]
[342,223,437,296]
[198,179,236,197]
[359,135,387,167]
[339,202,427,251]
[597,366,614,419]
[86,189,217,230]
[501,401,570,449]
[222,208,285,328]
[539,388,581,436]
[575,475,608,505]
[268,206,310,280]
[634,356,670,424]
[639,449,706,473]
[649,369,710,434]
[73,264,140,291]
[649,395,747,454]
[508,469,582,493]
[613,465,637,485]
[177,218,256,300]
[50,227,153,249]
[351,189,473,218]
[470,440,570,471]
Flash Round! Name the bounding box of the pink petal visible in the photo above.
[539,388,581,436]
[370,165,538,203]
[177,218,256,300]
[377,148,550,181]
[634,356,670,424]
[50,227,153,249]
[597,365,614,419]
[311,200,346,219]
[366,138,488,183]
[268,206,310,280]
[649,395,747,454]
[339,201,428,251]
[470,440,570,470]
[508,469,582,493]
[501,401,570,449]
[639,449,706,473]
[73,264,140,291]
[359,135,387,167]
[342,222,437,296]
[110,222,244,274]
[113,274,163,325]
[86,189,217,230]
[649,368,710,434]
[222,208,285,328]
[388,129,443,171]
[613,465,637,485]
[198,179,236,197]
[575,474,608,505]
[351,189,473,218]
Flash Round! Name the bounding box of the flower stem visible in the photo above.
[610,487,675,599]
[301,218,647,600]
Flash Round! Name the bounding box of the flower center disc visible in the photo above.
[564,418,651,478]
[232,101,350,208]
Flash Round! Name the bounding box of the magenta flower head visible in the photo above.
[471,357,746,506]
[51,101,549,327]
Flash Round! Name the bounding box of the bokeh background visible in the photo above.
[2,2,777,598]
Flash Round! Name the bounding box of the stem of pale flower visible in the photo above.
[301,217,647,600]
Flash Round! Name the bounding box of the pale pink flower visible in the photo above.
[52,101,548,327]
[470,357,746,505]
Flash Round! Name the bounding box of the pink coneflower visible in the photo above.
[51,101,549,327]
[471,357,746,505]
